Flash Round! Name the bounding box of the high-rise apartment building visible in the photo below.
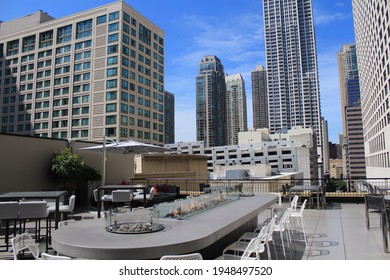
[196,55,227,147]
[337,44,366,179]
[225,74,247,145]
[352,0,390,178]
[251,65,268,129]
[164,90,175,144]
[0,1,165,144]
[262,0,322,148]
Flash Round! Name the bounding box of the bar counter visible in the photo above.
[51,193,278,259]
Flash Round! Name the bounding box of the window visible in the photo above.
[7,40,19,56]
[107,68,118,77]
[107,44,118,54]
[109,11,119,21]
[139,24,151,46]
[106,115,116,125]
[123,12,130,23]
[76,19,93,39]
[107,56,118,65]
[57,25,72,43]
[23,35,36,52]
[108,33,119,43]
[108,22,119,32]
[106,103,116,112]
[97,15,107,24]
[106,79,117,89]
[39,30,53,48]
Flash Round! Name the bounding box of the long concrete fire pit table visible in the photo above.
[51,193,278,259]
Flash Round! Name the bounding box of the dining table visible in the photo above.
[0,190,68,229]
[288,184,323,210]
[96,185,148,218]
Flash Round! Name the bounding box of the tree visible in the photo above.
[50,148,101,192]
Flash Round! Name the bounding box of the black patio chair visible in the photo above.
[365,194,385,229]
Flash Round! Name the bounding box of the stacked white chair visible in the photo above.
[217,230,268,260]
[273,207,293,259]
[231,215,277,260]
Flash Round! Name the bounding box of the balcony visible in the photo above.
[1,178,389,260]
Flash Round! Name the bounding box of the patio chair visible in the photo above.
[133,186,155,206]
[160,252,203,260]
[231,215,277,259]
[273,207,293,259]
[11,232,40,260]
[222,219,274,260]
[112,190,133,210]
[48,195,76,221]
[19,201,50,240]
[217,234,266,260]
[290,199,308,246]
[0,201,19,251]
[93,189,113,210]
[365,194,385,229]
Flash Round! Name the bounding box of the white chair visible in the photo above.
[93,189,112,210]
[11,232,40,260]
[273,207,293,259]
[273,195,298,216]
[217,233,266,260]
[48,195,76,220]
[221,224,268,260]
[133,186,155,206]
[160,252,203,260]
[19,201,50,243]
[112,190,132,210]
[0,201,19,251]
[236,215,278,260]
[40,252,71,260]
[290,199,308,246]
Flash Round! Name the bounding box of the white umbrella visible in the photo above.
[80,136,171,186]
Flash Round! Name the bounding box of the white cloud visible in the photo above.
[315,12,349,25]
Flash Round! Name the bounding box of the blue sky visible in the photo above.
[0,0,356,144]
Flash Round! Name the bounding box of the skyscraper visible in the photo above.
[353,0,390,177]
[225,74,247,145]
[262,0,322,148]
[164,90,175,144]
[196,55,227,147]
[251,65,268,129]
[0,1,165,145]
[337,44,366,179]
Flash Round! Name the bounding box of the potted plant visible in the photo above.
[49,147,101,206]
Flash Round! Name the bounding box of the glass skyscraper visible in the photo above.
[196,55,227,147]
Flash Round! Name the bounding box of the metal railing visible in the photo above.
[129,177,390,199]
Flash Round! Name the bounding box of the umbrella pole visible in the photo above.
[102,135,106,186]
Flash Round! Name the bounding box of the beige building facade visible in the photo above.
[0,1,165,145]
